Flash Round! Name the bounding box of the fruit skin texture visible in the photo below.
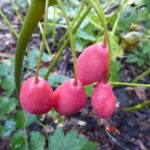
[77,42,108,85]
[91,81,116,118]
[20,77,53,114]
[53,79,86,116]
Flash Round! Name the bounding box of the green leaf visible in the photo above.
[0,97,17,114]
[27,49,39,68]
[145,0,150,11]
[126,54,139,63]
[2,76,16,96]
[74,35,84,52]
[78,29,96,42]
[111,35,123,60]
[24,112,37,126]
[49,127,65,150]
[119,6,138,31]
[110,60,121,82]
[48,74,70,87]
[49,128,97,150]
[30,131,45,150]
[85,85,94,97]
[0,120,16,139]
[10,130,25,150]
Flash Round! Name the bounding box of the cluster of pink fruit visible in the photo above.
[20,42,116,118]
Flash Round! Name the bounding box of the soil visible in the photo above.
[0,1,150,150]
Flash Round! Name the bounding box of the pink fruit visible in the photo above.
[77,42,108,85]
[20,76,53,114]
[91,81,116,118]
[53,79,86,115]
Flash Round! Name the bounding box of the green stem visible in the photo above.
[27,0,52,57]
[110,81,150,88]
[11,0,24,24]
[58,0,86,48]
[44,5,92,80]
[57,0,77,84]
[132,69,150,83]
[23,113,29,150]
[0,10,19,39]
[123,100,150,112]
[15,0,57,94]
[52,5,56,45]
[111,0,127,37]
[38,22,52,57]
[15,0,46,94]
[87,0,112,81]
[35,0,49,82]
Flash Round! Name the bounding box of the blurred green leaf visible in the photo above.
[48,74,70,87]
[110,60,121,82]
[74,35,84,52]
[0,97,17,114]
[85,85,94,97]
[24,112,37,127]
[119,6,138,31]
[111,35,123,60]
[127,54,139,63]
[10,130,25,150]
[0,120,16,139]
[145,0,150,11]
[30,131,45,150]
[27,49,39,68]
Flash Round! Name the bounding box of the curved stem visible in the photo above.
[132,69,150,83]
[87,0,112,81]
[102,33,107,48]
[35,0,49,82]
[58,0,86,49]
[23,113,29,150]
[57,0,77,84]
[52,5,56,45]
[111,0,127,37]
[27,0,52,57]
[44,5,92,80]
[110,81,150,88]
[15,0,46,94]
[15,0,56,94]
[123,100,150,112]
[0,10,19,39]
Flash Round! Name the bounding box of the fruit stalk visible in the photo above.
[44,5,92,79]
[15,0,56,94]
[87,0,112,80]
[35,0,49,82]
[57,0,77,84]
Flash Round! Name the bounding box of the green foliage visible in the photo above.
[49,127,97,150]
[119,5,138,31]
[127,41,150,67]
[110,60,121,82]
[30,131,46,150]
[85,85,94,97]
[0,120,16,139]
[10,130,25,150]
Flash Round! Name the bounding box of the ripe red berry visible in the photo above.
[91,81,116,118]
[20,77,53,114]
[77,42,108,85]
[53,79,86,115]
